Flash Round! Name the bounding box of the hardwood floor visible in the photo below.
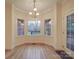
[6,44,61,59]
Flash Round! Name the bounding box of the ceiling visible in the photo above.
[12,0,57,13]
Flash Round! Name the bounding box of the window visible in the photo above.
[67,13,74,51]
[27,20,40,36]
[44,19,52,36]
[17,19,24,36]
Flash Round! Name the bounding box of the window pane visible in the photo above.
[27,20,40,36]
[44,19,51,36]
[17,19,24,36]
[67,13,74,51]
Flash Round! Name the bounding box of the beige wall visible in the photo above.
[55,0,63,50]
[6,1,74,57]
[53,0,74,57]
[12,5,27,47]
[40,5,58,49]
[12,5,57,49]
[61,0,74,57]
[5,0,12,49]
[39,0,74,56]
[62,0,74,47]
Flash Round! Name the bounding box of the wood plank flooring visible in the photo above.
[6,44,61,59]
